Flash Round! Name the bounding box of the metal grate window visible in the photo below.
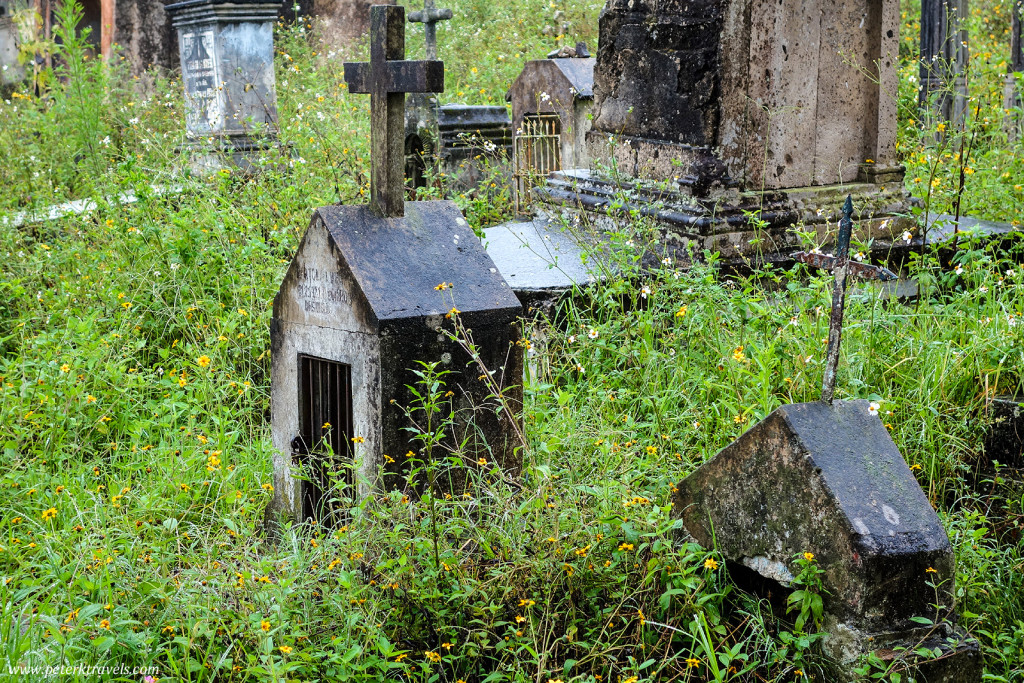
[294,355,353,525]
[514,113,562,207]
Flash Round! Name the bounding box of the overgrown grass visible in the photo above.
[0,1,1022,681]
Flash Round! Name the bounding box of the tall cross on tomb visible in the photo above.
[792,196,898,404]
[409,0,453,61]
[344,5,445,217]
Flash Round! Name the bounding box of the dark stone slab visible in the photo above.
[675,400,980,679]
[316,201,520,325]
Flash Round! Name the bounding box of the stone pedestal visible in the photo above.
[115,0,176,76]
[165,0,281,170]
[539,0,910,263]
[674,400,982,681]
[539,169,913,263]
[590,0,902,190]
[268,200,523,527]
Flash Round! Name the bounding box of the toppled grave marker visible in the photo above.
[267,4,523,528]
[674,198,982,681]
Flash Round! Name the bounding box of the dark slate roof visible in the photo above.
[552,58,594,98]
[316,201,521,324]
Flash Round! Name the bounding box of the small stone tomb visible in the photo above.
[506,50,594,206]
[674,200,981,681]
[165,0,280,170]
[404,1,513,194]
[268,5,523,527]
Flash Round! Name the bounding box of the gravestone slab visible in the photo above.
[675,401,981,679]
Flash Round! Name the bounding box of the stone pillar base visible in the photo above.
[180,135,287,175]
[535,168,915,263]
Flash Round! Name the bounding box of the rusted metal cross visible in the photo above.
[344,5,445,217]
[792,196,898,404]
[409,0,453,61]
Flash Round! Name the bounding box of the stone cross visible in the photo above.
[409,0,452,61]
[792,197,898,404]
[344,5,445,217]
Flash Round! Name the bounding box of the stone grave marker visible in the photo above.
[165,0,281,171]
[534,0,914,264]
[267,4,523,528]
[404,0,513,194]
[507,50,595,208]
[674,198,981,681]
[920,0,970,125]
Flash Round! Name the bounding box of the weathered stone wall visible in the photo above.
[114,0,175,75]
[590,0,901,191]
[310,0,374,52]
[591,0,725,148]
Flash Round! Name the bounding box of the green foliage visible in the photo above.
[0,0,1022,681]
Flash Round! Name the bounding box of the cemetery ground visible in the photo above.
[1,0,1023,681]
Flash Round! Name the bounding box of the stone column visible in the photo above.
[165,0,281,168]
[114,0,176,75]
[919,0,969,125]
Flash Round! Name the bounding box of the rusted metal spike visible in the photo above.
[821,195,854,404]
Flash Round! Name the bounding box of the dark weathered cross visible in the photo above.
[409,0,453,61]
[792,196,898,404]
[344,5,445,217]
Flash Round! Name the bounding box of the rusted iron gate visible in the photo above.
[291,355,354,525]
[514,113,561,209]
